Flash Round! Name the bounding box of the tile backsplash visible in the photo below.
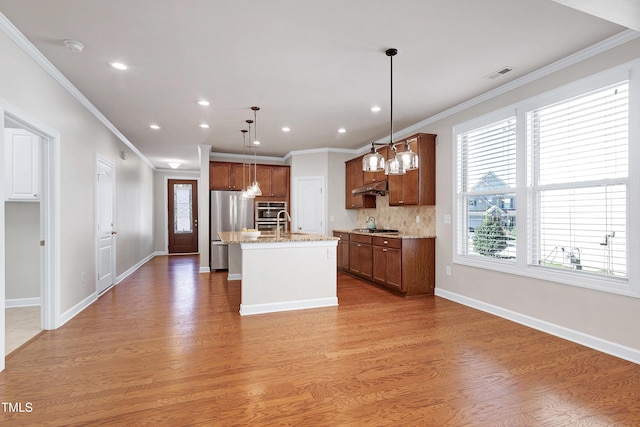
[356,195,436,237]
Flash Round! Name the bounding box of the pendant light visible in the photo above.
[244,120,256,198]
[383,48,406,176]
[249,106,262,196]
[362,141,385,172]
[240,129,254,199]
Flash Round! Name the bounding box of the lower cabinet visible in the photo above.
[334,231,435,296]
[349,234,372,280]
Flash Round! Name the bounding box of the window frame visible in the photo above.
[452,59,640,298]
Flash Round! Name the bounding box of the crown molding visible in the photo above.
[0,12,156,170]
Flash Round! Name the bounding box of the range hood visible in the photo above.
[352,180,388,196]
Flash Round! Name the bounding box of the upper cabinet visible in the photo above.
[345,156,376,209]
[209,161,290,203]
[256,165,289,198]
[209,162,251,191]
[4,128,41,202]
[388,133,436,206]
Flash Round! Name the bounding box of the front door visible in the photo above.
[97,157,116,294]
[294,177,324,234]
[168,179,199,253]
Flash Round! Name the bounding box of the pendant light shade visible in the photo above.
[240,128,254,199]
[385,148,405,175]
[397,141,419,171]
[250,107,262,196]
[362,142,385,172]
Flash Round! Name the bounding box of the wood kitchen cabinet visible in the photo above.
[256,165,289,198]
[349,233,373,280]
[388,133,436,206]
[209,162,249,191]
[372,236,402,291]
[335,230,435,296]
[345,156,376,209]
[333,231,350,271]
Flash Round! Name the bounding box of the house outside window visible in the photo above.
[454,59,639,297]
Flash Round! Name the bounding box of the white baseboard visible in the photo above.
[116,252,156,284]
[199,266,211,273]
[227,273,241,281]
[153,250,166,257]
[240,297,338,316]
[435,288,640,365]
[59,292,97,327]
[5,297,41,308]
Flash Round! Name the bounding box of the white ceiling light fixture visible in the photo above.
[249,107,262,196]
[149,124,160,130]
[282,127,290,132]
[370,106,381,112]
[197,100,210,106]
[199,123,210,129]
[64,39,84,53]
[108,61,128,70]
[338,128,346,133]
[168,161,181,169]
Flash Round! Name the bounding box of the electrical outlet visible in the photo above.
[415,215,420,223]
[81,272,86,284]
[445,266,452,276]
[444,214,451,224]
[329,215,335,222]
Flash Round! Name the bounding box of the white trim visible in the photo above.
[199,266,211,274]
[5,297,41,308]
[435,288,640,365]
[240,240,338,250]
[59,292,97,327]
[227,273,242,281]
[155,168,200,175]
[153,250,166,257]
[115,252,155,284]
[0,13,155,170]
[239,297,338,316]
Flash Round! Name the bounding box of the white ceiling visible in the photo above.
[0,0,629,169]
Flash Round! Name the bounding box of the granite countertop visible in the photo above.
[218,231,339,244]
[332,229,436,239]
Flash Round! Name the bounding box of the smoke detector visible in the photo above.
[64,39,85,53]
[485,66,514,80]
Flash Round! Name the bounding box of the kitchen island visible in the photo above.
[218,231,339,316]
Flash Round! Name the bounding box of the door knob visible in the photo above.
[111,231,118,235]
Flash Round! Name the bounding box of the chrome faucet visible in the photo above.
[276,210,291,239]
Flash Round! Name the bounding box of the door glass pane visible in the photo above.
[174,184,192,233]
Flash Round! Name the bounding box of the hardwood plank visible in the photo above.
[1,255,639,426]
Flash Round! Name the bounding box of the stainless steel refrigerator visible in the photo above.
[210,191,254,270]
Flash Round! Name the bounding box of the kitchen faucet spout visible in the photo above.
[276,210,291,238]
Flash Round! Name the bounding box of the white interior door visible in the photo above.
[294,177,325,234]
[96,157,115,294]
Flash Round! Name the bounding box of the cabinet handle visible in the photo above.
[383,240,388,244]
[357,244,362,247]
[399,201,404,204]
[383,248,387,252]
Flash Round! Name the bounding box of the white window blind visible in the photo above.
[527,81,628,277]
[457,117,517,259]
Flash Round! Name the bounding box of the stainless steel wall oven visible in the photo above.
[255,201,288,233]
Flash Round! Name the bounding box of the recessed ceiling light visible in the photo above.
[149,124,160,130]
[253,140,261,146]
[370,106,381,112]
[282,127,290,132]
[199,123,210,129]
[197,100,210,106]
[109,61,128,70]
[338,128,346,133]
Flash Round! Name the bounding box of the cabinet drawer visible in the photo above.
[333,231,350,241]
[350,233,372,244]
[372,236,402,249]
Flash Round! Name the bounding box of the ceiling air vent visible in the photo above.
[486,66,514,80]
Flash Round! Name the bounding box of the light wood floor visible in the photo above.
[1,255,639,426]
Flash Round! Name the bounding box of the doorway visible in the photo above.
[294,176,325,234]
[1,104,60,370]
[168,179,199,253]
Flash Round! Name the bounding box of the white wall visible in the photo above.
[0,30,155,316]
[424,37,640,353]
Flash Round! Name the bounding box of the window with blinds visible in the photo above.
[527,81,628,278]
[453,60,636,294]
[456,116,517,260]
